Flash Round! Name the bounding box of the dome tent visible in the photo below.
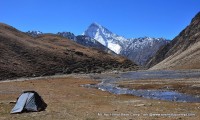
[11,91,47,114]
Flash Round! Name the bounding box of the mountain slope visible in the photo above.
[57,32,115,54]
[83,23,169,65]
[75,35,115,54]
[121,37,169,65]
[0,23,138,80]
[148,12,200,70]
[26,31,114,54]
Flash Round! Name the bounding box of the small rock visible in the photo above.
[134,104,145,107]
[9,101,16,104]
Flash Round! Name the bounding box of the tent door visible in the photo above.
[10,93,29,114]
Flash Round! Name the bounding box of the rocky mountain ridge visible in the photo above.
[147,12,200,70]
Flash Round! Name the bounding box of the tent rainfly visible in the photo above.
[11,91,47,114]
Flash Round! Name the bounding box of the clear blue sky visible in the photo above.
[1,0,200,39]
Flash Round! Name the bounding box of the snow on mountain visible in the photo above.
[76,35,115,54]
[83,23,128,54]
[121,37,170,65]
[26,23,170,66]
[83,23,170,65]
[26,30,43,37]
[56,32,115,54]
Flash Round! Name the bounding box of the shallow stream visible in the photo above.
[85,70,200,102]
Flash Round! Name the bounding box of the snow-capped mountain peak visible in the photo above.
[83,23,170,65]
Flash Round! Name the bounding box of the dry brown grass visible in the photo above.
[117,78,200,96]
[0,76,200,120]
[151,41,200,70]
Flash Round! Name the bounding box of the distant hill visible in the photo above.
[27,31,115,54]
[147,12,200,70]
[0,23,138,80]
